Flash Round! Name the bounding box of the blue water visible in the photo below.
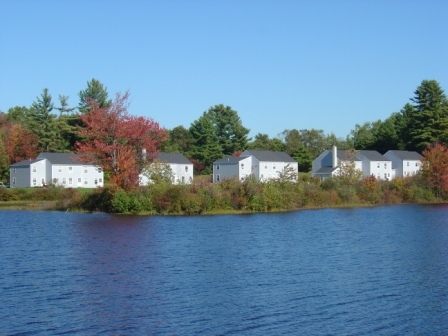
[1,205,448,335]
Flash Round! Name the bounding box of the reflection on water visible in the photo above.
[1,205,448,334]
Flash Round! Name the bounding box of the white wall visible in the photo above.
[364,161,392,180]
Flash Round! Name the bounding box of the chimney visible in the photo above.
[332,145,337,168]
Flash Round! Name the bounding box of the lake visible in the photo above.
[1,205,448,335]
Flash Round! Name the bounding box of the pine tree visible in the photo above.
[188,112,223,174]
[408,80,448,152]
[207,104,250,155]
[78,78,111,113]
[26,88,66,152]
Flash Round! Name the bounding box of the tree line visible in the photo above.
[1,79,447,189]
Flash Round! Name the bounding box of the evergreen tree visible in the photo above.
[407,80,448,152]
[78,78,111,113]
[188,112,223,174]
[393,104,415,150]
[373,116,399,153]
[26,88,66,152]
[207,104,250,155]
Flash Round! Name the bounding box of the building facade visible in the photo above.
[10,153,103,188]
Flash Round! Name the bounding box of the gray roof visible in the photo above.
[243,150,296,162]
[314,166,338,174]
[358,150,389,161]
[336,150,363,161]
[37,152,86,165]
[385,150,423,160]
[10,158,45,167]
[214,156,247,164]
[156,152,192,164]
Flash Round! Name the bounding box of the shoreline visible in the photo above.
[1,200,444,215]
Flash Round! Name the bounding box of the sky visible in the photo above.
[1,0,447,140]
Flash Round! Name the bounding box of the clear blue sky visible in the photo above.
[1,0,447,140]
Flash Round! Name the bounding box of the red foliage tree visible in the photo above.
[75,91,167,190]
[3,121,39,163]
[421,142,448,197]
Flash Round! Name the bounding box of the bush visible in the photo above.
[55,188,83,210]
[0,187,16,201]
[81,187,114,212]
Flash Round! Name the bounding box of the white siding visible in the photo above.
[384,151,422,178]
[363,161,392,180]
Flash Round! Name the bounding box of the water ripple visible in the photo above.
[1,205,448,334]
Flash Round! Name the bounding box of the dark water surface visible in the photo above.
[1,205,448,335]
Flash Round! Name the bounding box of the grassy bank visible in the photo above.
[0,174,440,215]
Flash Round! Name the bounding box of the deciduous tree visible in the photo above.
[421,142,448,197]
[75,91,167,189]
[162,125,194,153]
[0,113,39,180]
[247,133,285,151]
[141,160,174,184]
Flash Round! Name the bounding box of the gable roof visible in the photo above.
[242,150,296,162]
[385,150,423,160]
[10,158,45,167]
[358,150,389,161]
[37,152,86,165]
[156,152,192,165]
[314,166,338,174]
[335,150,363,161]
[214,156,248,164]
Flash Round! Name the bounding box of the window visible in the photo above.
[78,178,81,183]
[216,165,220,170]
[384,163,387,169]
[182,176,185,183]
[62,178,66,185]
[33,177,37,186]
[13,177,16,185]
[216,174,220,182]
[415,162,418,167]
[84,178,88,185]
[13,168,16,173]
[69,178,73,185]
[84,169,88,173]
[95,178,98,185]
[384,173,387,179]
[32,166,36,172]
[273,164,276,169]
[68,166,73,173]
[99,178,103,183]
[407,162,409,166]
[241,163,244,169]
[264,164,267,169]
[185,166,188,172]
[377,163,380,168]
[58,167,62,173]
